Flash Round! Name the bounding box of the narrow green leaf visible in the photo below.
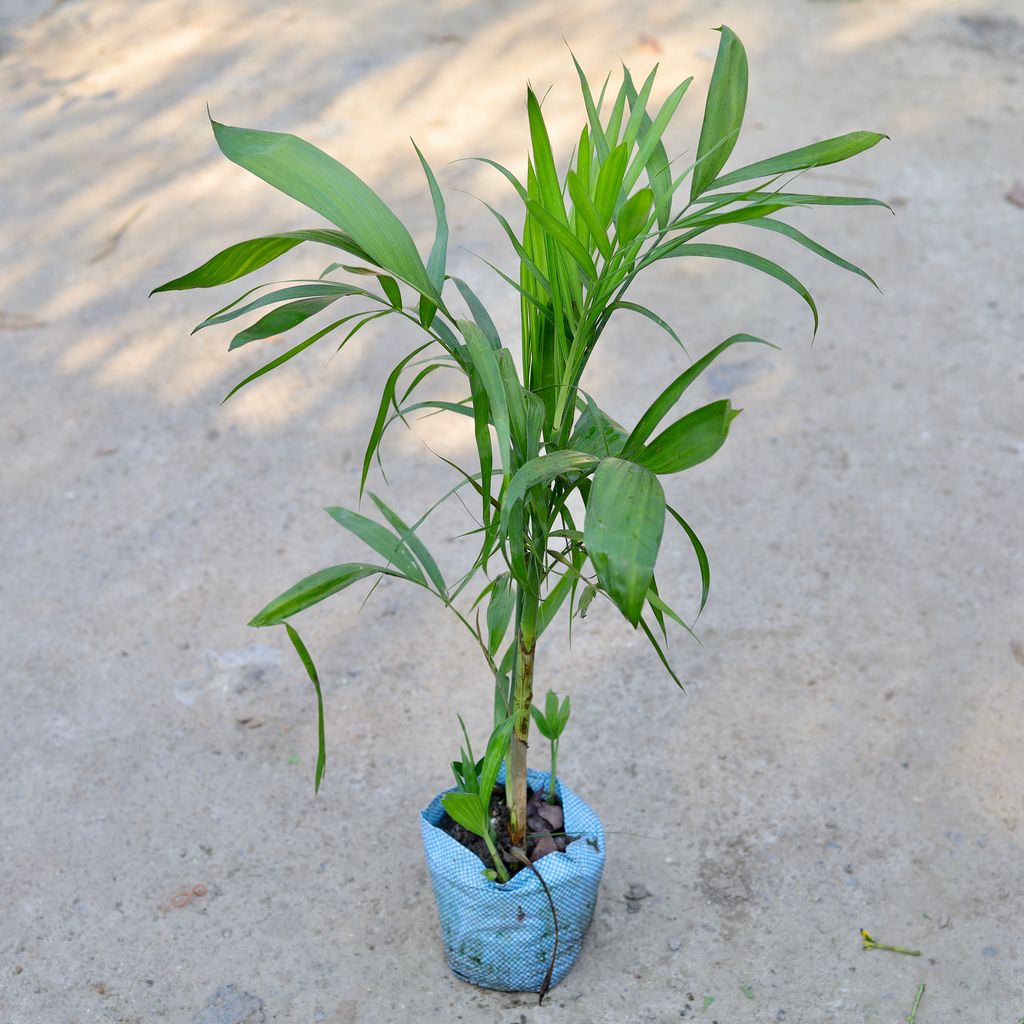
[284,624,326,793]
[249,563,404,626]
[567,170,612,260]
[622,333,770,456]
[525,199,598,281]
[452,278,501,347]
[615,187,654,243]
[194,281,371,332]
[584,457,665,627]
[691,25,748,200]
[606,300,685,352]
[744,217,879,290]
[228,295,341,350]
[151,229,372,294]
[667,504,711,615]
[623,73,693,196]
[665,242,819,334]
[594,142,629,225]
[486,573,514,657]
[526,87,568,225]
[634,400,740,475]
[692,191,892,211]
[638,614,685,689]
[459,320,511,477]
[710,130,888,191]
[325,506,426,584]
[478,715,516,801]
[412,140,448,292]
[367,492,448,598]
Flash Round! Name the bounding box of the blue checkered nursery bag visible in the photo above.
[420,768,605,992]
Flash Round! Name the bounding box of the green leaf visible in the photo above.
[441,791,489,838]
[691,25,748,200]
[578,583,597,618]
[227,295,342,350]
[367,492,448,598]
[249,563,404,626]
[486,573,514,657]
[525,199,598,281]
[584,457,665,627]
[666,504,711,615]
[452,278,501,347]
[530,704,554,740]
[151,229,372,294]
[221,313,362,403]
[638,613,685,689]
[478,715,516,803]
[194,281,371,332]
[325,506,426,584]
[744,217,879,290]
[525,88,568,225]
[211,120,438,300]
[594,142,629,226]
[692,191,891,211]
[615,187,654,243]
[500,451,600,533]
[634,400,740,475]
[664,242,819,334]
[567,170,612,260]
[710,130,888,191]
[568,399,627,458]
[459,320,511,477]
[622,333,770,456]
[284,624,326,794]
[607,300,685,352]
[623,73,693,199]
[412,140,448,292]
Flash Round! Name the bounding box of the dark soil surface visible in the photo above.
[439,785,576,879]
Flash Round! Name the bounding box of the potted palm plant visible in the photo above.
[153,25,886,997]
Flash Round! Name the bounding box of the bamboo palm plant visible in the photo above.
[154,27,886,859]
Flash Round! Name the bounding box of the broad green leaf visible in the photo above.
[500,450,600,533]
[284,624,326,793]
[691,25,748,200]
[530,704,555,740]
[634,400,741,475]
[441,791,489,838]
[211,120,438,300]
[151,228,371,294]
[709,130,888,190]
[622,333,771,456]
[667,504,711,615]
[325,506,426,584]
[664,243,819,334]
[249,563,404,626]
[744,217,879,290]
[228,294,342,350]
[615,187,654,243]
[568,398,627,458]
[584,457,665,627]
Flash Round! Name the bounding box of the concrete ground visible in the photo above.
[2,0,1022,1021]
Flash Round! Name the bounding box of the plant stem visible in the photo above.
[508,577,539,846]
[483,830,510,882]
[547,738,558,803]
[906,983,924,1024]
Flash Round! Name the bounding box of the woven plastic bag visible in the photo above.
[420,768,605,992]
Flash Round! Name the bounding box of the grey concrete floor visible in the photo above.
[2,1,1022,1021]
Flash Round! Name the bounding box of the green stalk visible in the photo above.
[508,570,540,847]
[547,737,558,804]
[483,830,510,882]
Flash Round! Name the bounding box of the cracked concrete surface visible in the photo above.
[1,0,1022,1020]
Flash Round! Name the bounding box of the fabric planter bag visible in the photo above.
[420,768,605,992]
